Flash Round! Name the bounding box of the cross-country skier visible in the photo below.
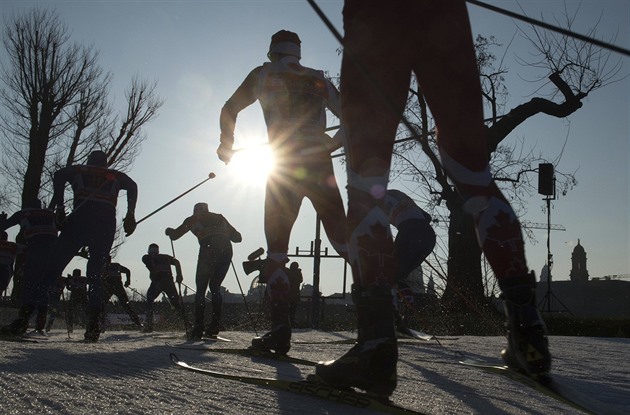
[102,258,143,329]
[141,243,185,333]
[217,30,348,354]
[66,269,88,333]
[383,189,436,335]
[0,199,58,337]
[315,0,551,397]
[0,230,18,294]
[165,202,241,340]
[44,150,138,342]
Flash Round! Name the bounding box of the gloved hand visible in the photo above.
[124,280,130,288]
[0,211,7,229]
[54,207,66,229]
[176,274,183,284]
[123,211,136,236]
[165,227,175,239]
[216,142,234,164]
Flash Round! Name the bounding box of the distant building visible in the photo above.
[536,239,629,318]
[569,239,589,283]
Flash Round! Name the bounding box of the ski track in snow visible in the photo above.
[0,330,628,415]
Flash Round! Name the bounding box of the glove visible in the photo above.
[216,142,234,164]
[165,227,175,239]
[123,211,136,236]
[0,211,6,229]
[124,280,130,288]
[54,207,66,229]
[176,275,183,284]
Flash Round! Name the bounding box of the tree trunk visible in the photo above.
[442,203,485,310]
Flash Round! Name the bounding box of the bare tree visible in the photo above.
[0,8,163,211]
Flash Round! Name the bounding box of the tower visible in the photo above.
[569,239,589,283]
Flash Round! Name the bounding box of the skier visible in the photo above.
[0,230,18,294]
[66,269,88,333]
[102,258,143,329]
[287,262,303,327]
[44,149,138,342]
[217,30,348,354]
[0,199,58,337]
[315,0,551,397]
[141,243,185,333]
[165,202,241,340]
[383,189,436,335]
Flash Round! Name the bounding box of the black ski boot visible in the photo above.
[315,286,398,398]
[84,309,102,343]
[500,272,551,378]
[251,301,291,355]
[0,304,34,338]
[188,304,205,340]
[205,301,223,337]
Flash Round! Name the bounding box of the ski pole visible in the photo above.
[230,260,258,336]
[135,172,216,225]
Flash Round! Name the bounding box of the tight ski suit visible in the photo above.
[142,252,183,330]
[103,262,142,326]
[46,158,137,315]
[2,207,58,311]
[341,0,529,290]
[220,55,348,304]
[166,209,241,337]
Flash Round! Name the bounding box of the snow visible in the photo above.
[0,330,628,415]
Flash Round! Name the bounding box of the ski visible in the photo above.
[459,358,616,415]
[0,334,38,343]
[167,343,318,366]
[170,353,428,415]
[397,328,434,341]
[154,333,231,342]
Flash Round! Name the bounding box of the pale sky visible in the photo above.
[1,0,628,297]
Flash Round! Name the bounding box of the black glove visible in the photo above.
[217,142,234,164]
[165,227,175,239]
[176,275,183,284]
[123,211,136,236]
[124,280,130,288]
[0,211,6,229]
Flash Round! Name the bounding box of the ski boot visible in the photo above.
[251,299,291,355]
[315,286,398,398]
[84,309,102,343]
[500,272,551,378]
[251,323,291,355]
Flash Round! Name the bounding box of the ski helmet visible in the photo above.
[268,30,301,59]
[87,150,108,167]
[193,202,209,215]
[148,243,159,255]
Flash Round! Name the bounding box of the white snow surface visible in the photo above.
[0,330,628,415]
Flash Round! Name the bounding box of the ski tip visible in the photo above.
[169,353,180,364]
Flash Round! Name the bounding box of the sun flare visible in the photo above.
[229,144,275,186]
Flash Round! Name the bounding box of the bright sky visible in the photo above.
[1,1,628,297]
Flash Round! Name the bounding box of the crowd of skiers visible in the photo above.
[0,0,553,398]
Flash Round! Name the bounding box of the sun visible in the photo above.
[229,144,275,186]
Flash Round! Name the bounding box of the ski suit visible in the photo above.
[46,162,137,314]
[2,208,58,309]
[0,239,18,292]
[103,262,141,326]
[220,56,348,304]
[43,275,66,331]
[341,0,529,289]
[142,252,183,330]
[166,211,241,337]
